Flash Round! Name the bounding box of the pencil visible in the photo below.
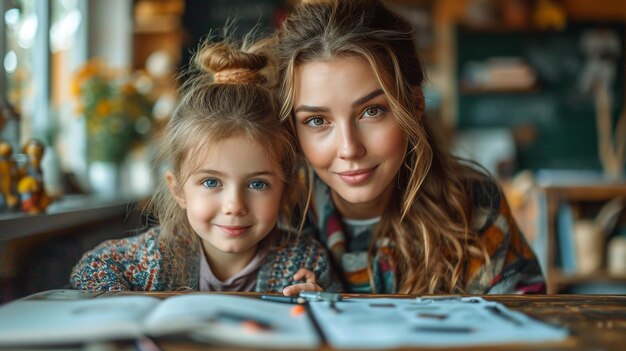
[260,295,301,304]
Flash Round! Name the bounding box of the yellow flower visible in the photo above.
[72,57,155,162]
[121,83,137,95]
[95,100,113,117]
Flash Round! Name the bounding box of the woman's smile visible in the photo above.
[334,166,378,185]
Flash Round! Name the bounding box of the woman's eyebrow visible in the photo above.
[294,89,384,114]
[294,105,329,114]
[352,89,384,108]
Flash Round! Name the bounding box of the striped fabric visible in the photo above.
[311,175,546,294]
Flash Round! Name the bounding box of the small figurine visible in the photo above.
[0,140,19,210]
[533,0,566,30]
[17,139,51,214]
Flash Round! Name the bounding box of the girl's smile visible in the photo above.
[215,224,253,237]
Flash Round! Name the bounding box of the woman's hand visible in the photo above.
[282,268,324,296]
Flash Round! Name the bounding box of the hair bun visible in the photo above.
[195,41,267,84]
[299,0,336,4]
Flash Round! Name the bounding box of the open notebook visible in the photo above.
[0,291,568,349]
[0,291,319,349]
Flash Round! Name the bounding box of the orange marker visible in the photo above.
[241,320,265,333]
[290,304,306,317]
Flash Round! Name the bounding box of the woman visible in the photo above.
[276,0,545,295]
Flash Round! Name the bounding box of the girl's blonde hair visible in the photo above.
[277,0,490,294]
[146,37,298,254]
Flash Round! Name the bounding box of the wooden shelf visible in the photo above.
[552,269,626,286]
[460,84,539,95]
[540,180,626,293]
[0,195,146,300]
[543,183,626,201]
[0,195,142,242]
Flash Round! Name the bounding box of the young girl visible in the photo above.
[70,39,339,294]
[277,0,546,295]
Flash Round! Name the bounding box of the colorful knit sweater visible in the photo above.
[311,175,546,294]
[70,227,341,293]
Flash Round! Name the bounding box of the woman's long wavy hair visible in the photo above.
[276,0,490,293]
[145,38,299,271]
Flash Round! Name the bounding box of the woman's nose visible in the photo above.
[337,124,366,160]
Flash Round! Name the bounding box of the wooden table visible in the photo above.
[94,292,626,351]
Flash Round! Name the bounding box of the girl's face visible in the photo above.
[169,135,285,258]
[292,56,407,218]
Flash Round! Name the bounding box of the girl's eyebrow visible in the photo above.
[293,88,385,114]
[194,169,276,177]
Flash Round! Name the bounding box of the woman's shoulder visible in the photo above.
[460,169,516,235]
[463,170,503,209]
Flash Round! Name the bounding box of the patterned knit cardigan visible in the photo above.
[70,227,341,292]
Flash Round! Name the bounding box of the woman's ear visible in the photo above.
[165,171,186,209]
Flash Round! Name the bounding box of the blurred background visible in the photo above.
[0,0,625,300]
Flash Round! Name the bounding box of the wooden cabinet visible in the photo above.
[541,182,626,293]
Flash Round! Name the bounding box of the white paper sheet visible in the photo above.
[308,296,568,349]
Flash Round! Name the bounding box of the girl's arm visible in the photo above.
[280,229,344,296]
[69,239,134,291]
[69,229,161,291]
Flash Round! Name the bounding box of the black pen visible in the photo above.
[260,295,301,304]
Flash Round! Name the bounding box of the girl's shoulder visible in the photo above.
[257,228,338,292]
[269,227,326,256]
[70,227,166,291]
[93,227,162,253]
[77,227,164,266]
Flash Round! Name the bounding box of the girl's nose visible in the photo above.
[222,189,247,216]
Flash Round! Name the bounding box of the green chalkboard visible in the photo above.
[456,23,625,171]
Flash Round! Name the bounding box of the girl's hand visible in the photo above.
[282,268,324,296]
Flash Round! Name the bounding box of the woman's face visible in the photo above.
[292,56,407,218]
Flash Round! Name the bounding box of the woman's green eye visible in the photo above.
[305,117,325,127]
[363,105,385,118]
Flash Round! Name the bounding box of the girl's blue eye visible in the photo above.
[363,105,386,118]
[202,178,221,188]
[248,179,269,190]
[304,117,326,127]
